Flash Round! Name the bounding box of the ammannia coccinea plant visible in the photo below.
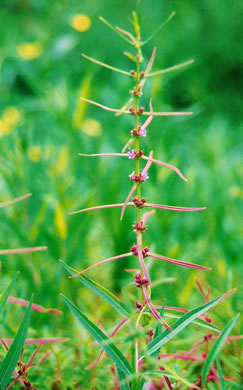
[61,10,240,389]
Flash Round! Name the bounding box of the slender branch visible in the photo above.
[147,252,211,270]
[142,11,176,46]
[120,184,138,220]
[159,353,203,361]
[115,26,137,44]
[86,318,128,370]
[115,98,134,117]
[141,210,155,225]
[122,137,135,152]
[82,54,132,77]
[146,59,194,78]
[136,233,150,283]
[81,97,192,116]
[99,16,135,45]
[142,286,172,331]
[7,296,61,314]
[79,153,126,158]
[69,252,133,278]
[69,203,133,215]
[142,155,188,181]
[0,193,32,208]
[142,110,193,116]
[0,246,47,255]
[0,338,68,345]
[145,203,206,212]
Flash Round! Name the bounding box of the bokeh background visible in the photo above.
[0,0,242,387]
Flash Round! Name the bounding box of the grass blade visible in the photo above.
[201,313,240,386]
[0,273,19,315]
[146,296,222,357]
[225,380,243,389]
[60,260,130,317]
[216,357,226,390]
[164,311,221,333]
[0,295,33,390]
[117,368,131,390]
[61,294,132,376]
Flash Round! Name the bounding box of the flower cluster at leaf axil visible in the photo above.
[63,10,241,390]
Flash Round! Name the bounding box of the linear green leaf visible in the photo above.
[146,296,222,357]
[225,380,243,389]
[201,313,240,386]
[61,294,132,376]
[139,378,146,390]
[216,357,226,390]
[117,368,131,390]
[0,272,19,315]
[0,295,33,390]
[151,303,165,358]
[164,311,220,333]
[60,260,130,317]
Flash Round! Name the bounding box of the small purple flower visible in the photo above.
[141,172,149,180]
[129,171,136,180]
[127,149,136,159]
[129,171,149,182]
[138,127,147,137]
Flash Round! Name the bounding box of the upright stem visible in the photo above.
[133,39,146,312]
[135,46,142,223]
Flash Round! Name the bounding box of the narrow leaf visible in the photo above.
[117,368,131,390]
[201,313,240,385]
[225,380,243,389]
[163,311,220,333]
[138,378,146,390]
[151,303,166,358]
[61,294,132,376]
[145,296,222,357]
[0,273,19,315]
[60,260,130,317]
[216,358,226,390]
[0,296,33,389]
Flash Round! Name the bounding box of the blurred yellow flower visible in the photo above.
[217,259,226,278]
[28,146,42,162]
[82,118,102,136]
[2,106,21,127]
[70,14,91,32]
[0,120,10,137]
[17,42,43,60]
[54,203,67,240]
[0,106,22,137]
[56,146,69,174]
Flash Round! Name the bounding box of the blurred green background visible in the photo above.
[0,0,242,387]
